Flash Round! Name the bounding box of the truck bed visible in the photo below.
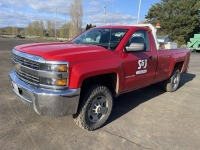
[154,49,190,83]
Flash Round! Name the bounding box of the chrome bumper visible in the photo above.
[9,70,80,116]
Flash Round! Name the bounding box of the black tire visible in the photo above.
[163,68,181,92]
[73,85,113,131]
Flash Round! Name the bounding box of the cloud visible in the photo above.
[86,11,137,26]
[0,0,73,27]
[84,0,137,26]
[88,1,102,7]
[84,0,105,15]
[0,0,31,10]
[28,0,73,15]
[0,9,65,28]
[0,0,137,28]
[1,12,29,27]
[0,10,29,27]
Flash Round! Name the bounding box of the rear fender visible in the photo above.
[168,54,186,77]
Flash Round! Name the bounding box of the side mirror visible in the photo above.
[125,43,145,52]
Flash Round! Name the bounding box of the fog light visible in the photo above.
[56,78,67,86]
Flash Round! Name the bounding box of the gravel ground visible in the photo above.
[0,37,200,150]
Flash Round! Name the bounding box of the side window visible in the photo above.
[127,30,150,52]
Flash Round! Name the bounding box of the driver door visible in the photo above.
[122,29,157,92]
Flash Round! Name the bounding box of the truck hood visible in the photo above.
[15,42,115,62]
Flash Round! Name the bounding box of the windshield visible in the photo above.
[71,28,128,50]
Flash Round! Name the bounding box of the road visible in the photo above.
[0,37,200,150]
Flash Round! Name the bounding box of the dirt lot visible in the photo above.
[0,37,200,150]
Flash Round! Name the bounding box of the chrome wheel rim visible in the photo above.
[88,96,108,123]
[172,72,180,89]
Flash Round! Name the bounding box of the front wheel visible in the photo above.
[163,68,181,92]
[73,85,113,131]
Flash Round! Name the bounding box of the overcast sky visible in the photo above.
[0,0,160,28]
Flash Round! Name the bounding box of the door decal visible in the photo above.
[136,59,147,75]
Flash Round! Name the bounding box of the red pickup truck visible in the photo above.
[9,25,190,130]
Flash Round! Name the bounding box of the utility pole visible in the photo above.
[104,5,107,24]
[65,11,67,39]
[137,0,142,24]
[55,8,57,40]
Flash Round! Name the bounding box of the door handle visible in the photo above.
[149,56,156,59]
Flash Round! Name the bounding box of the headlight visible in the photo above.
[40,64,68,72]
[39,62,68,88]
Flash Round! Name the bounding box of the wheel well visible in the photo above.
[81,73,117,96]
[174,62,184,71]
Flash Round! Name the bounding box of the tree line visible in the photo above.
[145,0,200,45]
[0,21,96,39]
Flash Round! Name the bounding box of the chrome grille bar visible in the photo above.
[15,70,39,86]
[12,53,39,70]
[15,69,39,83]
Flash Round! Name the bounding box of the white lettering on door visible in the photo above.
[137,59,148,75]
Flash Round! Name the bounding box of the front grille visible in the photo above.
[12,51,40,86]
[13,53,40,70]
[15,69,39,86]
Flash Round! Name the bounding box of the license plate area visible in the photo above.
[12,81,19,94]
[11,81,32,104]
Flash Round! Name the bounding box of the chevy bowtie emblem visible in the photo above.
[15,63,20,70]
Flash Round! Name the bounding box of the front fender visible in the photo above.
[68,59,123,90]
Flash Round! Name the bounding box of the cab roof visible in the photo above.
[95,25,149,30]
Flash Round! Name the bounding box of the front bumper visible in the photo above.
[9,70,80,116]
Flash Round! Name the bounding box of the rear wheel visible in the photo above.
[163,68,181,92]
[73,85,113,131]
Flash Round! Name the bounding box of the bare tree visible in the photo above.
[12,27,19,35]
[60,23,70,38]
[69,0,83,39]
[46,20,55,37]
[5,27,12,35]
[39,21,44,37]
[24,21,44,37]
